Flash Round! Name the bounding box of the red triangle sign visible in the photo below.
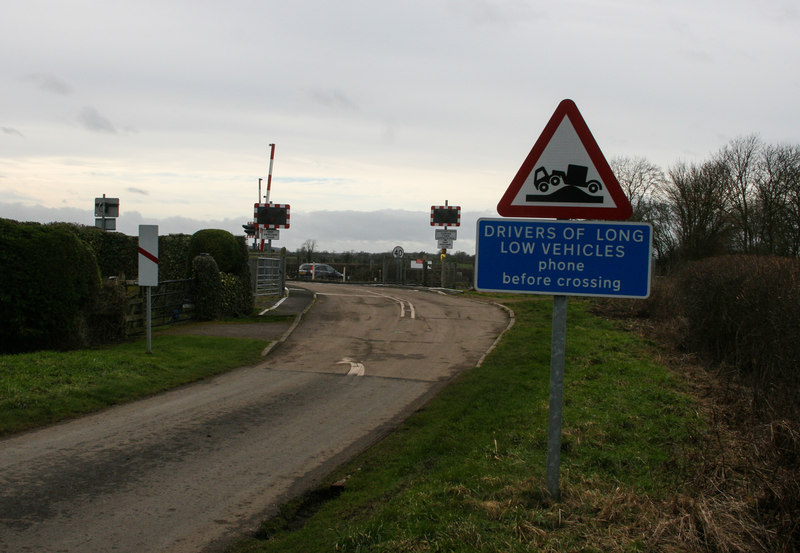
[497,99,632,220]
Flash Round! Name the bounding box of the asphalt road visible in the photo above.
[0,283,510,553]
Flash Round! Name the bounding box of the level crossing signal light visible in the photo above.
[430,205,461,226]
[242,223,255,236]
[254,203,290,229]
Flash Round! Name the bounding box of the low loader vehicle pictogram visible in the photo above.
[533,164,602,194]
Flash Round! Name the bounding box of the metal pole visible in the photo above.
[546,294,567,500]
[255,179,262,250]
[267,144,275,252]
[146,286,153,354]
[441,200,448,288]
[440,247,446,288]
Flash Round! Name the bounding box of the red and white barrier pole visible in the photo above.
[266,143,275,203]
[263,143,276,252]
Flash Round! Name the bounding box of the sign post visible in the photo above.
[94,195,119,231]
[246,144,291,252]
[546,294,567,498]
[476,99,649,500]
[475,218,652,499]
[138,225,159,354]
[392,246,405,283]
[431,203,461,288]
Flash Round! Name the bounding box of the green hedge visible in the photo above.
[191,254,222,320]
[88,278,129,344]
[48,222,138,279]
[188,230,252,318]
[188,229,244,274]
[0,219,101,352]
[0,220,256,352]
[159,233,193,280]
[45,223,193,281]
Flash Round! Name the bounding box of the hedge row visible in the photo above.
[188,229,245,274]
[189,230,253,320]
[0,219,101,352]
[1,219,253,353]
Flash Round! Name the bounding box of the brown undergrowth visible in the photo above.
[591,296,800,553]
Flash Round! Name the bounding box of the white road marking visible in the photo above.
[398,298,415,319]
[347,363,365,377]
[259,296,287,315]
[314,293,376,296]
[382,294,416,320]
[317,290,416,320]
[336,357,365,376]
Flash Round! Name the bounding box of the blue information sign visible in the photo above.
[475,218,652,298]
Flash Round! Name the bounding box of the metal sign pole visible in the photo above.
[440,239,447,289]
[266,144,275,253]
[441,200,448,288]
[146,286,153,354]
[101,193,107,231]
[546,294,567,499]
[138,225,159,354]
[475,100,641,503]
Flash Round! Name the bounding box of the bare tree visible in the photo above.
[760,144,800,256]
[300,239,317,263]
[667,160,733,261]
[610,155,667,221]
[755,143,799,254]
[716,135,762,253]
[647,199,680,269]
[610,156,676,268]
[783,149,800,256]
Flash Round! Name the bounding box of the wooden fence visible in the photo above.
[124,279,194,336]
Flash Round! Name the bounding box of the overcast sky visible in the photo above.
[2,0,798,254]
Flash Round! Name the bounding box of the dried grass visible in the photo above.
[592,287,800,553]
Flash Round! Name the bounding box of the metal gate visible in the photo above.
[252,257,284,297]
[381,256,408,285]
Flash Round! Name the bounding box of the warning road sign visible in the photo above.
[497,99,632,220]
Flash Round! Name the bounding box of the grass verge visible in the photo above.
[230,297,705,552]
[0,334,268,436]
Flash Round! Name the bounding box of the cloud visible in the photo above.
[24,73,73,95]
[1,127,24,137]
[285,208,490,254]
[447,0,538,29]
[78,107,117,134]
[127,187,149,196]
[0,201,487,255]
[309,89,358,110]
[0,201,88,226]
